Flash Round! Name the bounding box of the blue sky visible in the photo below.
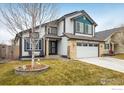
[0,3,124,44]
[59,3,124,31]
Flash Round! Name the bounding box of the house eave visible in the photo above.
[68,37,104,42]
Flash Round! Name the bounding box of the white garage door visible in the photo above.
[76,42,98,58]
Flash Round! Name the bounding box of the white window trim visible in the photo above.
[24,38,42,51]
[76,21,84,33]
[87,24,92,34]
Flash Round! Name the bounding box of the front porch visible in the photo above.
[104,42,117,56]
[45,35,61,58]
[20,36,62,60]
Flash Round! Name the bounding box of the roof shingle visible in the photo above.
[95,27,124,40]
[64,33,104,42]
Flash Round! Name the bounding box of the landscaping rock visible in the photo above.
[15,64,49,75]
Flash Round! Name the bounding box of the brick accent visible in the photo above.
[99,42,105,57]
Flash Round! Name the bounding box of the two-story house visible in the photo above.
[15,10,124,60]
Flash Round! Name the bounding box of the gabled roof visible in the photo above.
[59,10,97,26]
[15,10,98,42]
[95,27,124,41]
[16,10,97,36]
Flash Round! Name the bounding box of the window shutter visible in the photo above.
[24,39,26,51]
[24,38,30,51]
[27,38,30,50]
[39,40,42,49]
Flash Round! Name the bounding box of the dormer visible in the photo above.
[63,10,97,37]
[73,15,95,37]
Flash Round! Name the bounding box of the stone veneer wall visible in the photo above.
[99,42,105,57]
[68,39,76,59]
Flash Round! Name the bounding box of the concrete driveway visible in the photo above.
[77,57,124,73]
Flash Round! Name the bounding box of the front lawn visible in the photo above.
[0,59,124,85]
[112,54,124,60]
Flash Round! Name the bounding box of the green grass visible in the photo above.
[0,59,124,85]
[113,54,124,60]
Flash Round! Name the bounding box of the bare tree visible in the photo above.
[0,3,58,68]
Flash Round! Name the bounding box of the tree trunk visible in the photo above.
[31,40,35,68]
[31,13,35,69]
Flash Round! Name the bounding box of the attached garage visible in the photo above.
[76,42,99,58]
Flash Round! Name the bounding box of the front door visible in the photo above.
[49,41,57,55]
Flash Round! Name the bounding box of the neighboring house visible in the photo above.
[15,10,124,60]
[96,27,124,55]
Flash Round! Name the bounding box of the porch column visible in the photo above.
[46,38,49,57]
[43,38,46,56]
[112,43,115,52]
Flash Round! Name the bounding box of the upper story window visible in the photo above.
[75,16,93,35]
[32,32,39,38]
[85,24,92,34]
[48,27,57,35]
[75,21,93,35]
[76,21,84,33]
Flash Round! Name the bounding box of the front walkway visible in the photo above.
[77,57,124,73]
[20,55,69,61]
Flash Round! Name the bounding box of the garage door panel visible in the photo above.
[76,46,98,58]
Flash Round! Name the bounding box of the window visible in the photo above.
[89,43,93,47]
[77,42,82,46]
[48,27,57,35]
[24,38,30,50]
[76,21,84,33]
[88,24,92,34]
[105,44,109,49]
[85,24,88,34]
[33,32,39,38]
[35,40,42,50]
[80,22,84,33]
[94,44,98,47]
[76,21,92,34]
[85,24,92,34]
[24,38,42,51]
[82,43,87,46]
[51,27,57,34]
[76,21,80,32]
